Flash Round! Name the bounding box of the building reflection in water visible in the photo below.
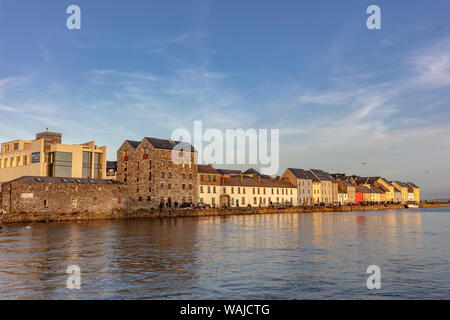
[0,209,430,300]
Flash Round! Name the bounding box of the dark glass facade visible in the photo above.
[82,152,92,179]
[48,152,72,177]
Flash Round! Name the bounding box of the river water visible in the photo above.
[0,207,449,299]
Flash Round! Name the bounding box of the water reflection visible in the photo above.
[0,208,448,300]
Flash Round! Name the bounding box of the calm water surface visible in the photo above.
[1,207,450,299]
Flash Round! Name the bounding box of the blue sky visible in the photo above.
[1,0,450,198]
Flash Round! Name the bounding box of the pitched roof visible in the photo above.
[216,169,242,175]
[221,175,295,188]
[370,185,385,194]
[7,176,122,185]
[406,182,419,188]
[125,140,140,148]
[287,168,317,180]
[143,137,196,152]
[310,169,335,182]
[244,168,261,176]
[198,164,220,174]
[356,185,374,193]
[393,181,408,188]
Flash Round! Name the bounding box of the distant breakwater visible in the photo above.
[2,203,449,224]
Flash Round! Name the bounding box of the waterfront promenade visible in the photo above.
[1,202,449,224]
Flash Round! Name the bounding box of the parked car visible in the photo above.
[333,202,341,206]
[179,202,192,209]
[285,201,293,207]
[274,202,285,208]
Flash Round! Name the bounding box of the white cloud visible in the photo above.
[410,37,450,89]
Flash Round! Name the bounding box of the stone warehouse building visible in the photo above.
[1,176,125,215]
[117,137,198,208]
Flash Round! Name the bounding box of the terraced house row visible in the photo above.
[1,132,421,211]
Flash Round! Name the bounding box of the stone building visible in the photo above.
[1,176,125,215]
[117,137,198,208]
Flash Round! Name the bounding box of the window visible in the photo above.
[208,186,211,193]
[200,175,203,181]
[149,172,152,180]
[168,183,172,190]
[72,199,78,209]
[44,199,48,207]
[161,151,164,158]
[14,143,19,150]
[189,184,192,190]
[123,151,128,161]
[168,161,172,167]
[182,184,186,190]
[160,172,164,178]
[49,152,73,178]
[189,174,192,180]
[242,197,245,205]
[253,197,257,204]
[208,175,211,182]
[143,148,149,159]
[213,186,216,193]
[212,176,216,182]
[160,183,164,189]
[200,186,204,193]
[168,172,172,178]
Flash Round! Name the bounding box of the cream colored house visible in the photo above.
[220,174,297,207]
[282,168,315,205]
[0,131,107,185]
[337,186,348,205]
[198,164,222,207]
[310,169,334,204]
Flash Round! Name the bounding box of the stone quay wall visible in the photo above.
[2,202,447,225]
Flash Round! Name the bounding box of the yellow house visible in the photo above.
[0,131,107,185]
[406,182,420,203]
[312,179,321,204]
[392,181,409,204]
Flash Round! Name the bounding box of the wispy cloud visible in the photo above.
[409,36,450,89]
